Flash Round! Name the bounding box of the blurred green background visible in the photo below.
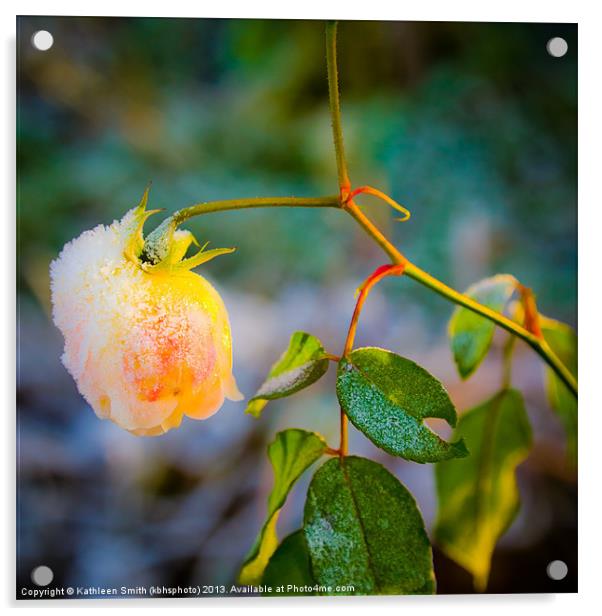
[17,17,576,595]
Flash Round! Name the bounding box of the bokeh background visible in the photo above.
[17,17,577,595]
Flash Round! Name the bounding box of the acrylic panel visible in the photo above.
[16,16,577,599]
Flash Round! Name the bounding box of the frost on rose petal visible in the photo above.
[50,205,242,436]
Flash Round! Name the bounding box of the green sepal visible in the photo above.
[140,214,235,274]
[123,185,163,264]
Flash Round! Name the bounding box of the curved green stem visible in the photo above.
[407,261,576,397]
[173,196,340,225]
[344,200,577,397]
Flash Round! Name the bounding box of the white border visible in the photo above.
[4,0,601,613]
[0,0,589,22]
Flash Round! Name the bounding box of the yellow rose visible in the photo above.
[50,190,242,436]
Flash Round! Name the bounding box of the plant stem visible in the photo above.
[409,266,575,395]
[339,407,348,458]
[338,264,406,458]
[344,200,409,266]
[326,21,351,196]
[343,263,406,357]
[173,196,340,225]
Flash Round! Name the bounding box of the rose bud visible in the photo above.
[50,188,242,436]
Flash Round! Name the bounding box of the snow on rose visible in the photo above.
[50,189,242,436]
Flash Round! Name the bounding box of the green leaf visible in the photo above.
[239,429,327,585]
[540,317,577,465]
[435,389,532,591]
[245,332,330,417]
[336,347,468,463]
[304,456,435,595]
[449,274,517,378]
[262,530,316,595]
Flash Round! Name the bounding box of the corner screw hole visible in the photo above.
[31,30,54,51]
[547,37,568,58]
[31,565,54,586]
[546,560,568,580]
